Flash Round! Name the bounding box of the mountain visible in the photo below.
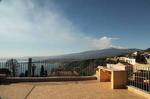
[32,48,141,62]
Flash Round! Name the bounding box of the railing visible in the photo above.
[127,66,150,93]
[0,58,97,77]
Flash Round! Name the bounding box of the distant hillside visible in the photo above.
[52,48,140,59]
[32,48,141,62]
[145,48,150,53]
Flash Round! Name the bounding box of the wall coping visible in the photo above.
[97,66,126,72]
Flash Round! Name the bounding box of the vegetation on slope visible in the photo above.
[145,48,150,53]
[64,58,118,76]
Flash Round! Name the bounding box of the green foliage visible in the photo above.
[64,58,107,76]
[5,59,19,77]
[136,53,147,64]
[106,59,118,64]
[19,73,25,77]
[32,64,36,77]
[25,70,28,77]
[40,65,48,77]
[40,65,45,77]
[45,70,48,77]
[145,48,150,53]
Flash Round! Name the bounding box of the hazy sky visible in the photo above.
[0,0,150,57]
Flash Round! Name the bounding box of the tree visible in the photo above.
[25,70,28,77]
[40,65,45,77]
[44,70,48,77]
[32,64,36,77]
[0,68,11,76]
[19,73,25,77]
[136,53,147,64]
[5,59,19,77]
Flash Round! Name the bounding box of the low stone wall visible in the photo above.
[1,76,97,84]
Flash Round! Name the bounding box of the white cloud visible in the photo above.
[92,37,113,49]
[0,0,121,57]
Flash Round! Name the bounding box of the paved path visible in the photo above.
[0,81,146,99]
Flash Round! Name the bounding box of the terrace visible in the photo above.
[0,81,146,99]
[0,58,149,99]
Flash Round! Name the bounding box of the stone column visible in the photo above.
[28,58,32,77]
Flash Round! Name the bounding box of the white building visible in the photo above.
[126,58,136,65]
[133,51,138,56]
[118,57,136,65]
[106,63,132,71]
[107,63,126,70]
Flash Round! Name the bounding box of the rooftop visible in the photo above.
[0,81,146,99]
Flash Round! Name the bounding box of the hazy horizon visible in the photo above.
[0,47,144,58]
[0,0,150,57]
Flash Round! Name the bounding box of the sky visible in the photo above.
[0,0,150,57]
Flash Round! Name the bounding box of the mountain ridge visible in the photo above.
[31,48,141,62]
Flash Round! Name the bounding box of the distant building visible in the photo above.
[106,63,131,71]
[118,57,136,65]
[126,58,136,65]
[132,51,138,56]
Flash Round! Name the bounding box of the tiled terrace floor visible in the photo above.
[0,81,146,99]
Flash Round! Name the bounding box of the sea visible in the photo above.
[0,58,60,76]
